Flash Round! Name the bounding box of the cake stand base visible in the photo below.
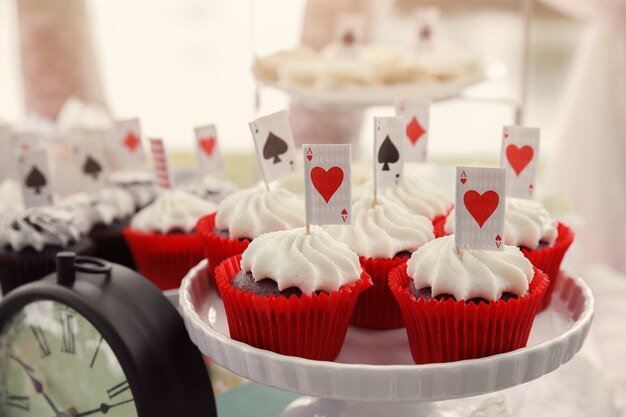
[279,397,436,417]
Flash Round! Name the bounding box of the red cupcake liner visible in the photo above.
[215,255,373,361]
[432,205,453,238]
[196,213,250,280]
[522,223,574,311]
[123,227,205,291]
[351,256,409,329]
[389,264,549,364]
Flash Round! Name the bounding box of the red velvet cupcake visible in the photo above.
[443,198,572,310]
[325,196,434,329]
[196,186,305,279]
[215,226,372,361]
[390,235,549,364]
[124,190,216,290]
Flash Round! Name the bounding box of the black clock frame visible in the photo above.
[0,253,217,417]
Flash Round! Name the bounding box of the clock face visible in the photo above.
[0,300,138,417]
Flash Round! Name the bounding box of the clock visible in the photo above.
[0,252,217,417]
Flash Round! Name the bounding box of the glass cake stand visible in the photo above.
[180,260,594,417]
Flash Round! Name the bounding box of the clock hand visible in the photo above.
[10,354,61,415]
[72,399,135,417]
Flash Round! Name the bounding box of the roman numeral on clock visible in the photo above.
[29,326,51,358]
[107,381,130,400]
[60,314,75,354]
[6,394,30,411]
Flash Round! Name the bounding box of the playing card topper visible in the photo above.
[395,100,430,163]
[303,144,351,225]
[455,167,505,251]
[149,138,172,189]
[195,124,225,177]
[113,119,146,169]
[334,13,366,55]
[500,126,540,199]
[18,149,54,208]
[68,130,108,191]
[374,116,405,191]
[249,110,296,187]
[12,130,43,154]
[413,7,440,52]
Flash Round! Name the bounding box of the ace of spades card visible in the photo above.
[113,118,146,169]
[455,167,505,251]
[374,116,405,190]
[195,124,225,177]
[395,100,430,163]
[18,149,54,208]
[334,12,366,55]
[68,130,108,191]
[413,7,440,52]
[303,144,351,225]
[249,110,296,185]
[500,126,540,199]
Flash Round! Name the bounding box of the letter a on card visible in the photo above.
[455,167,505,251]
[249,110,296,186]
[500,126,540,199]
[304,144,351,225]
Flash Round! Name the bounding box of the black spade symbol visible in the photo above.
[378,136,399,171]
[342,31,355,46]
[263,132,288,164]
[83,156,102,179]
[25,166,47,194]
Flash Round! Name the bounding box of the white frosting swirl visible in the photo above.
[407,235,534,300]
[106,170,157,209]
[59,188,135,228]
[215,187,306,239]
[130,190,217,234]
[444,198,558,249]
[325,196,434,258]
[240,226,361,295]
[0,207,86,252]
[180,176,239,204]
[354,175,452,219]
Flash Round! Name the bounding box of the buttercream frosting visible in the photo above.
[180,176,239,204]
[240,226,361,296]
[444,198,558,248]
[354,175,452,219]
[215,187,306,240]
[0,179,24,217]
[59,188,135,228]
[325,196,434,258]
[407,235,534,300]
[130,190,217,234]
[106,170,157,209]
[0,206,87,252]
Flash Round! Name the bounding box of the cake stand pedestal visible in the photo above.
[180,260,594,417]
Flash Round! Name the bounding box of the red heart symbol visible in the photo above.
[123,132,140,152]
[306,148,313,161]
[463,190,499,228]
[311,166,344,203]
[506,145,533,176]
[199,137,216,157]
[460,178,467,184]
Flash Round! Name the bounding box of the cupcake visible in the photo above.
[123,190,216,290]
[59,187,136,268]
[325,196,434,329]
[215,226,372,360]
[0,206,94,294]
[196,186,306,279]
[179,175,239,204]
[106,169,158,211]
[444,197,573,309]
[354,174,453,237]
[389,235,549,364]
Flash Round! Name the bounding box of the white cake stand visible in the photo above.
[180,260,594,417]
